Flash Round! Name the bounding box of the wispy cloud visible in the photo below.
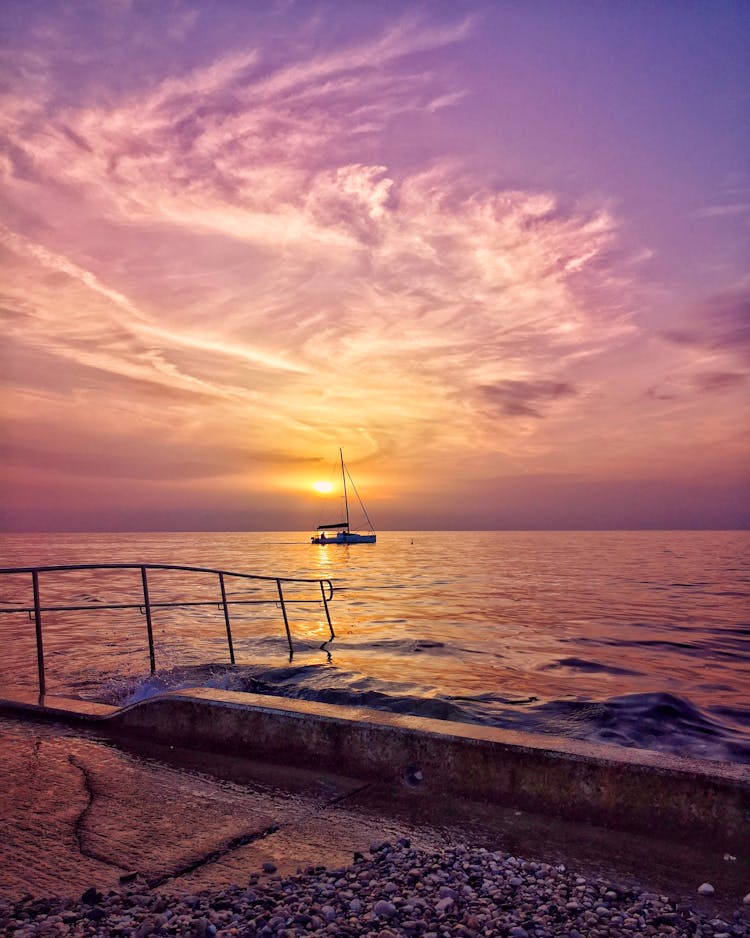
[663,284,750,363]
[1,12,629,458]
[1,4,745,525]
[695,202,750,218]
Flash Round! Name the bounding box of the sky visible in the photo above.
[1,0,748,532]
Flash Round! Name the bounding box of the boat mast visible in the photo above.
[340,448,350,531]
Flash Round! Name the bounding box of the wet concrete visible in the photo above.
[5,687,748,855]
[102,687,750,856]
[1,715,749,917]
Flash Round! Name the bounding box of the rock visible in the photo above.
[373,900,397,918]
[135,919,154,938]
[262,862,277,874]
[191,917,209,938]
[3,839,746,938]
[119,871,139,883]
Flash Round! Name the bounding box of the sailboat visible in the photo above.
[311,449,377,544]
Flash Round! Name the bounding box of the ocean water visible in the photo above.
[0,531,748,764]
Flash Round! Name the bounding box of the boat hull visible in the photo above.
[311,532,376,544]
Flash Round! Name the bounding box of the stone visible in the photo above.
[697,883,715,896]
[262,862,277,874]
[1,838,744,938]
[373,900,397,918]
[135,919,154,937]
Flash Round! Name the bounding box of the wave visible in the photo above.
[537,656,641,676]
[99,662,750,765]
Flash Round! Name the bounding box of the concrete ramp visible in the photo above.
[2,687,748,858]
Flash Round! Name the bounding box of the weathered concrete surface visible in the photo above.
[2,687,749,858]
[2,716,749,915]
[95,687,750,857]
[1,690,118,719]
[0,716,375,900]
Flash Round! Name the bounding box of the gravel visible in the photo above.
[1,839,748,937]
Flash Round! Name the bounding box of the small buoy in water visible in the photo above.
[697,882,715,896]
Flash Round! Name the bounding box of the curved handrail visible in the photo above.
[0,561,333,590]
[0,562,335,695]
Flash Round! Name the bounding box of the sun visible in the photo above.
[312,480,334,495]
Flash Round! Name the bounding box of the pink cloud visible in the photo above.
[0,8,747,529]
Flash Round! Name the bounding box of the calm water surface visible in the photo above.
[0,531,748,763]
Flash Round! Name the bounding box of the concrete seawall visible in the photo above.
[3,687,748,858]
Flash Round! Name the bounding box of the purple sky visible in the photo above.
[1,1,748,531]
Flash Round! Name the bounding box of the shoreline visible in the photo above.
[4,840,749,937]
[2,687,747,857]
[1,709,749,935]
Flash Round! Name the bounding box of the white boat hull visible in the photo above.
[312,532,376,544]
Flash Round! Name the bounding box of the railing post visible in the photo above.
[320,580,335,639]
[141,566,156,674]
[276,579,294,660]
[219,572,235,664]
[31,570,46,696]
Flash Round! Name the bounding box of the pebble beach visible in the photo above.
[3,841,749,938]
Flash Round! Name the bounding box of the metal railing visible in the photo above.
[0,563,335,695]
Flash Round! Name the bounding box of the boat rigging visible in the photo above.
[311,449,376,544]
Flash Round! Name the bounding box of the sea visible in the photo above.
[0,531,748,765]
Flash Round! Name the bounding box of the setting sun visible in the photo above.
[312,480,334,495]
